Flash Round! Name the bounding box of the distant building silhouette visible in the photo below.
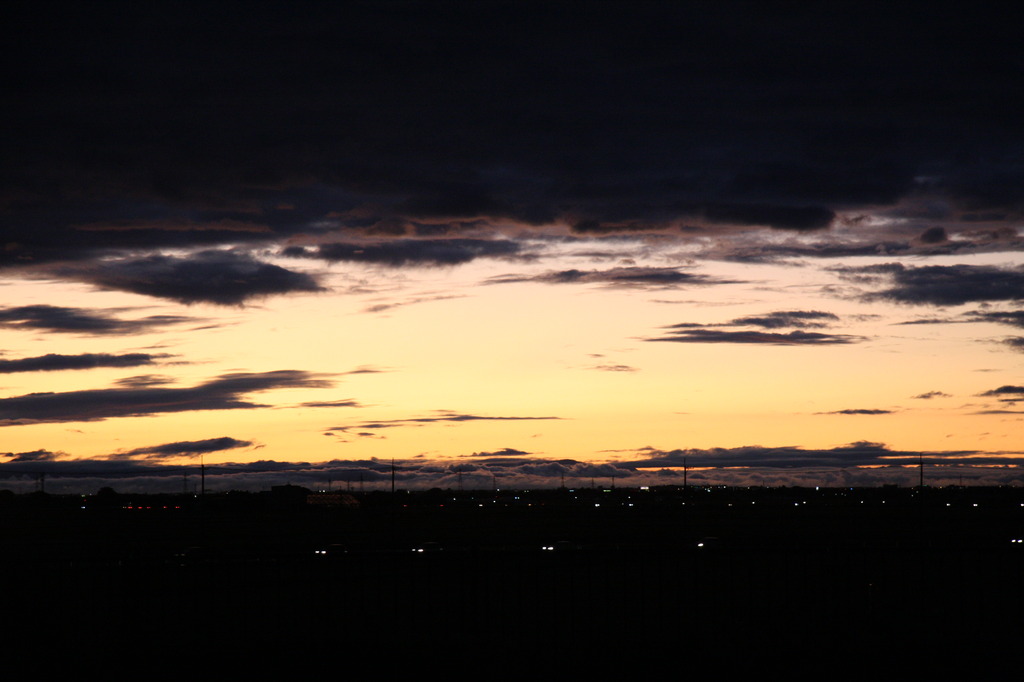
[306,491,359,508]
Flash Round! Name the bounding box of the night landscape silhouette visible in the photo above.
[2,1,1023,672]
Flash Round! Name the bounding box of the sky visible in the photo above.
[2,1,1024,493]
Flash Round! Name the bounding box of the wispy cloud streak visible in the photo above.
[0,370,332,426]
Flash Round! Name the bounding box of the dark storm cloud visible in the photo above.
[341,411,562,431]
[846,264,1024,306]
[61,251,324,305]
[912,391,951,400]
[466,448,530,458]
[894,317,959,326]
[896,308,1024,329]
[647,329,861,345]
[0,305,195,334]
[722,241,918,263]
[1,449,61,463]
[919,227,949,244]
[0,454,199,480]
[570,219,668,235]
[0,369,332,426]
[491,267,729,288]
[113,374,174,388]
[4,442,1023,493]
[75,218,272,236]
[396,190,543,223]
[5,3,1024,262]
[979,386,1024,401]
[283,239,522,267]
[717,216,1024,264]
[967,310,1024,328]
[700,203,835,231]
[0,352,163,374]
[643,303,857,344]
[1004,337,1024,352]
[118,436,253,460]
[728,311,839,329]
[624,442,992,470]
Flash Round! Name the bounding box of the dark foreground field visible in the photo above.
[3,487,1022,672]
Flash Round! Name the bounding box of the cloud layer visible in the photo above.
[4,3,1023,272]
[0,305,195,335]
[0,370,331,426]
[843,264,1024,306]
[647,328,861,346]
[3,441,1022,494]
[0,352,163,374]
[61,251,323,305]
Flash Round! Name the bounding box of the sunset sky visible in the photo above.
[2,1,1023,493]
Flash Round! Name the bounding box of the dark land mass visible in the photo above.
[3,485,1022,672]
